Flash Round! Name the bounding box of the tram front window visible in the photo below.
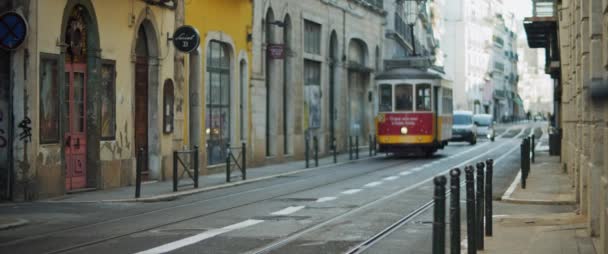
[378,84,393,112]
[416,84,432,111]
[395,84,413,111]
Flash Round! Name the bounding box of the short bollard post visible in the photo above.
[305,135,310,168]
[449,168,461,254]
[333,138,337,164]
[373,135,377,156]
[476,162,485,250]
[314,136,319,167]
[465,166,476,254]
[485,159,494,236]
[369,134,373,157]
[433,175,447,254]
[135,148,144,198]
[525,137,531,175]
[193,146,199,188]
[531,134,535,163]
[349,136,353,160]
[520,140,527,189]
[226,145,231,183]
[172,150,178,192]
[355,136,359,159]
[242,142,247,180]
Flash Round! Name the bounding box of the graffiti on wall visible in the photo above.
[18,116,31,143]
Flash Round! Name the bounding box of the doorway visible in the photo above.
[135,25,149,178]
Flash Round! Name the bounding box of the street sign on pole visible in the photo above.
[172,25,200,53]
[0,12,28,51]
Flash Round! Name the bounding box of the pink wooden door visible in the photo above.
[65,63,87,190]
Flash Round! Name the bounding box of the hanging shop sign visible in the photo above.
[172,25,200,53]
[0,12,28,51]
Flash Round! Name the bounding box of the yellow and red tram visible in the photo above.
[375,68,453,156]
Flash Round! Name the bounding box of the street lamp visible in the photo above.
[404,0,426,56]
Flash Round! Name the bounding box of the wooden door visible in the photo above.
[65,63,87,190]
[135,57,149,178]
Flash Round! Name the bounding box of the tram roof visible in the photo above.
[375,67,444,81]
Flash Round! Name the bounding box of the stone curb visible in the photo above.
[39,155,379,204]
[0,218,28,231]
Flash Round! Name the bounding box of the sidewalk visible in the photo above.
[479,138,595,254]
[42,147,378,203]
[0,217,28,231]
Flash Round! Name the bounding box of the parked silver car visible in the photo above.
[451,111,477,145]
[473,114,496,142]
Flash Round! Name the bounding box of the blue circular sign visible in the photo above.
[0,12,28,51]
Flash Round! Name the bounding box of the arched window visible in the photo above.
[206,40,231,165]
[163,79,174,134]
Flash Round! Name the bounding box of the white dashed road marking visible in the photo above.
[400,171,412,176]
[316,197,337,203]
[342,189,362,195]
[383,176,399,181]
[271,206,305,216]
[364,181,383,188]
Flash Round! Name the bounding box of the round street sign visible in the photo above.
[0,11,28,51]
[172,25,200,53]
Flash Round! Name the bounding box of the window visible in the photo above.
[494,61,505,72]
[378,84,392,112]
[442,88,453,114]
[304,60,321,129]
[416,84,432,111]
[39,54,60,144]
[100,60,116,139]
[206,41,231,165]
[304,20,321,55]
[163,79,174,134]
[394,84,413,111]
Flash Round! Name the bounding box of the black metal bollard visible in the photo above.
[314,136,319,167]
[369,134,373,157]
[194,146,199,188]
[305,135,310,168]
[355,136,359,159]
[333,137,337,164]
[135,148,144,198]
[226,144,231,183]
[173,150,178,192]
[373,135,377,156]
[449,168,461,254]
[531,134,535,163]
[465,166,476,254]
[433,175,447,254]
[242,142,247,180]
[476,162,485,250]
[349,136,353,160]
[520,139,527,189]
[485,159,493,236]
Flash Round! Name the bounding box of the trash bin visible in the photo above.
[549,128,561,156]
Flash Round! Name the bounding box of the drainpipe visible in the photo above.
[189,48,202,156]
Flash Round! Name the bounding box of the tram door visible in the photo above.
[433,86,439,141]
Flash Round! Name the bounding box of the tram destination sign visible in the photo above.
[0,11,28,51]
[172,25,200,53]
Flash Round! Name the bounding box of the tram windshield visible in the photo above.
[378,84,392,112]
[395,84,413,111]
[416,84,432,111]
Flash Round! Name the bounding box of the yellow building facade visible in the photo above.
[185,0,252,171]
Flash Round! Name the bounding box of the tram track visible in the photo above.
[248,129,525,254]
[2,127,523,254]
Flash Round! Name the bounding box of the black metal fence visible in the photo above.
[433,159,494,254]
[173,146,200,192]
[226,143,247,182]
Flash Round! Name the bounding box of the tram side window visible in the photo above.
[395,84,413,111]
[378,84,393,112]
[442,88,453,114]
[416,84,432,111]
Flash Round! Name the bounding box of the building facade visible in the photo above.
[249,0,385,166]
[0,0,184,200]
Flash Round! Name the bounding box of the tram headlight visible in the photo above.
[400,127,408,135]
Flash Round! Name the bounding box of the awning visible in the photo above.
[523,17,557,48]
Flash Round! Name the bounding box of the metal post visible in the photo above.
[520,139,527,189]
[135,148,143,198]
[349,136,353,160]
[305,135,310,168]
[465,166,476,254]
[450,168,461,254]
[531,134,535,163]
[173,150,178,192]
[373,135,377,156]
[433,176,447,254]
[333,137,337,164]
[369,134,373,157]
[194,146,199,188]
[476,162,485,250]
[355,136,359,159]
[226,145,231,183]
[314,136,319,167]
[485,159,493,236]
[242,142,247,180]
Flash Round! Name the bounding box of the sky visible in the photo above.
[504,0,533,20]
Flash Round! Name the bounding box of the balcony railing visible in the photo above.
[532,0,555,18]
[395,13,413,46]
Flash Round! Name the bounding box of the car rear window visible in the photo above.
[454,114,472,125]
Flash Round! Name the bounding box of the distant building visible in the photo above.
[516,30,553,116]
